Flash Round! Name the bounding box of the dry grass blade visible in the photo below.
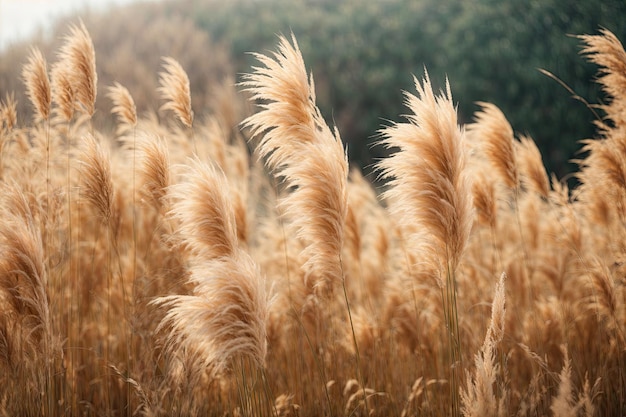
[158,56,194,128]
[461,273,507,417]
[22,48,51,121]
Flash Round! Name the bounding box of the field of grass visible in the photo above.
[0,22,625,416]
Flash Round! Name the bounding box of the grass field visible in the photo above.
[0,22,625,416]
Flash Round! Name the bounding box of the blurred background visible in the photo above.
[1,0,625,184]
[0,0,156,49]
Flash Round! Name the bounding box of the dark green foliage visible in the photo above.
[186,0,626,182]
[2,0,623,181]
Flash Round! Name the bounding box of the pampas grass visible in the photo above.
[461,273,507,417]
[517,135,550,199]
[379,73,472,275]
[0,93,17,131]
[137,133,171,212]
[242,34,348,297]
[378,71,472,417]
[77,134,117,227]
[108,82,137,134]
[154,159,269,381]
[579,29,626,129]
[57,21,97,118]
[50,62,75,123]
[22,48,51,122]
[468,102,519,190]
[2,22,626,417]
[0,184,56,416]
[158,56,194,128]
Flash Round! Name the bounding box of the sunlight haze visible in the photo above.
[0,0,157,50]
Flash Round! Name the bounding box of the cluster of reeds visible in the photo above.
[0,22,625,417]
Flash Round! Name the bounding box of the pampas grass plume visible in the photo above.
[22,48,51,121]
[579,29,626,127]
[550,346,575,417]
[50,62,75,123]
[168,158,237,260]
[155,160,269,376]
[155,251,269,377]
[242,34,348,294]
[517,135,550,198]
[108,82,137,133]
[77,134,116,225]
[0,186,48,321]
[280,136,348,292]
[158,57,194,128]
[58,21,97,117]
[137,134,170,212]
[469,102,518,190]
[379,72,472,275]
[472,170,497,228]
[0,94,17,131]
[242,34,318,172]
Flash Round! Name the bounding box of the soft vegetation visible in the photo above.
[0,22,625,417]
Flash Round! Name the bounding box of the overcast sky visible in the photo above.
[0,0,158,50]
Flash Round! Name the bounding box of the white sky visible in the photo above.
[0,0,158,50]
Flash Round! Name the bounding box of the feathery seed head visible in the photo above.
[516,134,550,198]
[242,34,348,295]
[579,29,626,128]
[137,134,170,211]
[242,34,319,173]
[22,48,51,121]
[108,82,137,132]
[488,272,506,345]
[154,251,270,377]
[57,21,97,116]
[50,62,75,122]
[471,170,497,228]
[158,57,194,128]
[379,71,472,276]
[77,134,117,226]
[468,102,518,190]
[168,158,238,260]
[0,94,17,131]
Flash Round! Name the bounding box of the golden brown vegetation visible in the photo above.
[0,23,625,417]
